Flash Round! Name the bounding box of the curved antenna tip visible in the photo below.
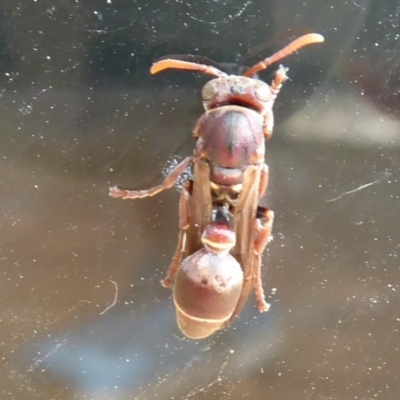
[312,33,325,43]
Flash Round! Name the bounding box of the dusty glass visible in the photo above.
[1,1,399,399]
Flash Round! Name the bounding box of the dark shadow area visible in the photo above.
[0,1,399,399]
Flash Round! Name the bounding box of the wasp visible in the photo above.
[110,33,324,338]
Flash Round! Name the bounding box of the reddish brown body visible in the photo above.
[110,33,324,338]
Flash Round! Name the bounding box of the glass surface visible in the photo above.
[1,1,399,399]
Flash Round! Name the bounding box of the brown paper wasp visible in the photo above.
[110,33,324,338]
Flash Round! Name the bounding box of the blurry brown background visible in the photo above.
[0,0,399,399]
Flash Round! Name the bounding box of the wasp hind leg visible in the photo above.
[253,207,274,312]
[161,180,192,288]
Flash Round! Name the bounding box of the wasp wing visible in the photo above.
[186,159,213,255]
[222,165,262,328]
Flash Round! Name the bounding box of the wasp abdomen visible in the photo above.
[173,249,243,339]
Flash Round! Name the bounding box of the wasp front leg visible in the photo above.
[110,155,193,199]
[271,64,289,101]
[258,164,269,200]
[262,109,274,139]
[262,65,288,139]
[253,207,274,312]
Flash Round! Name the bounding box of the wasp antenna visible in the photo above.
[150,59,228,78]
[244,33,324,77]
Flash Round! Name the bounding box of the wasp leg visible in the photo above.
[262,66,288,138]
[258,164,269,200]
[263,109,274,139]
[161,180,192,288]
[271,65,288,102]
[109,155,193,199]
[253,207,274,312]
